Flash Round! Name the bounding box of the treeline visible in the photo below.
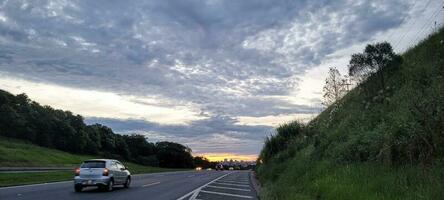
[0,90,211,168]
[260,29,444,166]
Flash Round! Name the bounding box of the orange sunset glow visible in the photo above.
[195,153,258,162]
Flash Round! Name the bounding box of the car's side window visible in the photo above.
[116,162,124,169]
[110,162,118,170]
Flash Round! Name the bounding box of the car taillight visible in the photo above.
[74,167,80,176]
[103,168,109,176]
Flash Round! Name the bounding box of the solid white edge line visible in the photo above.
[199,190,253,199]
[0,180,73,190]
[176,172,234,200]
[206,185,251,191]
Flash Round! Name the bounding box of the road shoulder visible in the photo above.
[250,171,261,197]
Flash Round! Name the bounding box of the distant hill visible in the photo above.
[257,28,444,199]
[0,89,197,169]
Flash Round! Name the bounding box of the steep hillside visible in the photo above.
[257,28,444,200]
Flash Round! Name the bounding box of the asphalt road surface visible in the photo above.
[0,170,258,200]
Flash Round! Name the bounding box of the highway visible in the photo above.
[0,170,258,200]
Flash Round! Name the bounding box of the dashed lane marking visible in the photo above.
[142,181,161,187]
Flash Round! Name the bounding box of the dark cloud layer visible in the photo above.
[0,0,412,156]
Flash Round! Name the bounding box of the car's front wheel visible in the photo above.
[74,185,83,192]
[124,177,131,188]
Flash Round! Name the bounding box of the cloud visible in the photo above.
[0,75,205,125]
[0,0,434,157]
[236,113,317,127]
[85,116,273,156]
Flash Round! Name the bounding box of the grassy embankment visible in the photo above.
[0,136,182,187]
[258,148,444,199]
[257,28,444,200]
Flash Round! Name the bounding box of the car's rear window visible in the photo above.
[81,161,105,168]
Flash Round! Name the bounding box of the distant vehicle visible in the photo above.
[195,167,202,171]
[215,164,224,171]
[74,159,131,192]
[228,167,234,170]
[206,168,212,171]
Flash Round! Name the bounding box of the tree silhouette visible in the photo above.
[322,67,348,106]
[0,89,200,169]
[349,42,400,90]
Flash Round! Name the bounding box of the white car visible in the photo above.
[74,159,131,192]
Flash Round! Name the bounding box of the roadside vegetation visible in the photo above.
[0,172,73,187]
[257,27,444,199]
[0,136,183,187]
[0,88,215,169]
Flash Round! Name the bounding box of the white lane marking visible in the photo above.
[206,185,251,191]
[0,180,72,190]
[187,175,195,177]
[200,190,253,199]
[189,189,200,200]
[221,179,249,182]
[216,180,249,184]
[142,181,161,187]
[176,172,234,200]
[213,182,250,187]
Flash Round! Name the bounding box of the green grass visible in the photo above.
[0,172,73,187]
[0,136,91,167]
[0,136,185,187]
[257,28,444,199]
[258,149,444,200]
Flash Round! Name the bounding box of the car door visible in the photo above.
[116,162,125,183]
[110,161,121,184]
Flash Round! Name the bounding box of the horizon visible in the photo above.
[0,0,441,159]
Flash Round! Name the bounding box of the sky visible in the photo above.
[0,0,442,161]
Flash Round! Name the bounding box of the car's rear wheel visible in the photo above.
[106,179,114,192]
[124,177,131,188]
[74,185,83,192]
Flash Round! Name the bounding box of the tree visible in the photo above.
[193,156,215,168]
[0,89,200,169]
[348,42,400,89]
[124,135,156,160]
[322,67,348,106]
[156,141,194,168]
